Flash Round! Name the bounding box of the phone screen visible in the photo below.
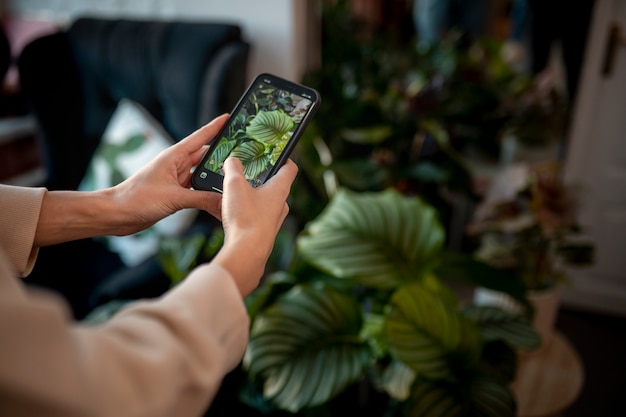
[192,74,319,192]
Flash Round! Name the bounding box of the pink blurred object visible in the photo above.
[1,17,60,90]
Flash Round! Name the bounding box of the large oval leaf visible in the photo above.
[246,109,294,146]
[297,188,445,289]
[384,282,481,380]
[244,284,372,412]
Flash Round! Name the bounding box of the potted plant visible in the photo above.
[466,161,594,348]
[217,187,539,417]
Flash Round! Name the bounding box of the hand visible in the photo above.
[110,115,229,236]
[212,157,298,296]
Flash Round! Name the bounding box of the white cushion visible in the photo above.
[79,99,198,266]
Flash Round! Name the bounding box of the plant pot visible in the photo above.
[473,286,561,353]
[526,287,561,353]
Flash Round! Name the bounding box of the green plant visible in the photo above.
[205,82,301,183]
[292,1,568,233]
[467,161,595,291]
[237,188,539,416]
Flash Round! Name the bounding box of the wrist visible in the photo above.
[211,233,269,297]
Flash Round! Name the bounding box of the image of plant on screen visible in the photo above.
[203,83,313,186]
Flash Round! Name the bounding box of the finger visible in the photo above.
[222,157,246,181]
[263,159,298,189]
[189,145,210,167]
[176,188,223,219]
[178,114,229,153]
[221,157,248,193]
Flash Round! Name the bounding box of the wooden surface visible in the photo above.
[511,331,584,417]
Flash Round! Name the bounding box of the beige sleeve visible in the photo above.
[0,184,46,276]
[0,257,249,417]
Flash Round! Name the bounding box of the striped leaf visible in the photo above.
[203,137,236,172]
[464,305,541,350]
[244,284,371,412]
[230,140,270,179]
[246,109,294,146]
[466,375,517,417]
[406,375,516,417]
[384,282,481,380]
[297,188,445,289]
[406,379,463,417]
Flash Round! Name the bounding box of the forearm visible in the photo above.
[0,262,248,417]
[35,188,131,247]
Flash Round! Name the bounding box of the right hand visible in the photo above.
[213,157,298,296]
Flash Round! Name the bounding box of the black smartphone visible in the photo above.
[191,73,320,192]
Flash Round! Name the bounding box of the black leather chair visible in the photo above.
[17,17,250,319]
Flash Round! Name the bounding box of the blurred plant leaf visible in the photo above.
[376,360,416,401]
[203,227,224,259]
[464,374,517,417]
[158,234,206,286]
[82,299,136,326]
[332,158,387,191]
[245,271,298,321]
[266,227,297,273]
[244,284,371,412]
[341,126,393,144]
[435,251,532,315]
[405,379,463,417]
[298,188,445,289]
[406,374,516,417]
[384,282,481,380]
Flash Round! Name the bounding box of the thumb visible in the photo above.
[223,157,244,175]
[177,187,223,219]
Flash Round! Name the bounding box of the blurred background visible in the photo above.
[1,1,624,416]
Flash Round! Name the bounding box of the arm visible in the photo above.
[0,261,248,417]
[0,114,298,416]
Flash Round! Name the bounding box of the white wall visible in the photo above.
[4,0,320,83]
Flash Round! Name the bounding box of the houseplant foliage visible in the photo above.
[467,161,595,292]
[241,188,540,416]
[292,0,568,232]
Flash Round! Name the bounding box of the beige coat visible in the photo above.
[0,184,249,417]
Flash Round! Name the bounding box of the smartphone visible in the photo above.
[191,73,320,192]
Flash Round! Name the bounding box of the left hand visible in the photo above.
[111,114,228,236]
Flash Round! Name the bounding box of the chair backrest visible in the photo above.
[18,17,249,190]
